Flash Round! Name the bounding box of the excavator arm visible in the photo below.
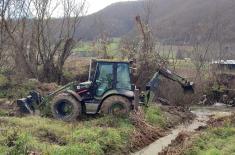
[144,67,194,105]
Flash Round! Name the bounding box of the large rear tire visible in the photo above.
[100,96,131,116]
[51,94,81,121]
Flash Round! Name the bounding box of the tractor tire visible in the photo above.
[51,94,81,122]
[100,96,131,116]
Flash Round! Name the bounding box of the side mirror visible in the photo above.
[130,67,138,76]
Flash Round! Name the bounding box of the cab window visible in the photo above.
[116,63,131,90]
[95,63,113,96]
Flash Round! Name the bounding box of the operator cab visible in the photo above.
[79,59,134,114]
[91,59,131,96]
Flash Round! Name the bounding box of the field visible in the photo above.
[74,38,121,57]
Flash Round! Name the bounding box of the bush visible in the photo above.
[5,79,39,100]
[0,74,8,88]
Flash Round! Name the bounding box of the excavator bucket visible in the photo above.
[182,82,194,93]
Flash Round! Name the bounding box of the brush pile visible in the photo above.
[129,108,166,151]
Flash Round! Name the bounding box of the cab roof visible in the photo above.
[92,59,131,63]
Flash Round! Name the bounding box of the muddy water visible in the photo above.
[133,105,234,155]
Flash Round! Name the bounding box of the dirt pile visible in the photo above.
[130,109,166,151]
[159,132,193,155]
[28,79,58,95]
[37,83,58,94]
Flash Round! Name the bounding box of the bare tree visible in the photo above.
[1,0,87,83]
[119,37,139,60]
[0,0,9,68]
[93,15,112,59]
[31,0,86,83]
[0,0,35,76]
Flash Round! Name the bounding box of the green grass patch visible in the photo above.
[185,125,235,155]
[0,106,166,154]
[0,115,134,155]
[74,38,122,57]
[144,105,166,128]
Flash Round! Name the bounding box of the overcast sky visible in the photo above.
[86,0,137,14]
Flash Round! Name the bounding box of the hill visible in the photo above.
[75,0,235,42]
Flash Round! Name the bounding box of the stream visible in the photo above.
[134,104,234,155]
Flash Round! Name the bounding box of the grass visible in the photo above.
[0,116,134,155]
[0,105,166,155]
[185,121,235,155]
[144,105,166,128]
[74,38,121,57]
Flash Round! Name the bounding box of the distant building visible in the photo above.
[211,60,235,76]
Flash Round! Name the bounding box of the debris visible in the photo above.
[160,106,196,128]
[207,113,235,127]
[159,132,193,155]
[36,82,58,95]
[130,108,166,151]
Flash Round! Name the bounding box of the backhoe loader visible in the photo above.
[17,59,194,121]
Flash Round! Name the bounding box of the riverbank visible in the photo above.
[159,105,235,155]
[0,102,194,155]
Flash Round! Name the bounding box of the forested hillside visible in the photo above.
[76,0,235,42]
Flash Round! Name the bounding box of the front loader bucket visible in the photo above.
[17,98,35,114]
[17,91,42,114]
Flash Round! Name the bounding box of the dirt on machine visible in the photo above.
[17,59,194,121]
